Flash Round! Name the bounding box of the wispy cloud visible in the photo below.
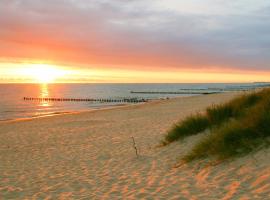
[0,0,269,71]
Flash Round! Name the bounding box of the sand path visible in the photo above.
[0,93,269,199]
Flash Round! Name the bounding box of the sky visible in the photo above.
[0,0,270,83]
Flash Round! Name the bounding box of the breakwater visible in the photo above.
[23,97,148,103]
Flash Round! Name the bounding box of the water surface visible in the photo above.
[0,83,265,121]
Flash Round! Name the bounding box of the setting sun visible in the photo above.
[20,64,68,83]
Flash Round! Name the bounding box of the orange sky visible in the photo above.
[1,61,270,83]
[0,0,269,83]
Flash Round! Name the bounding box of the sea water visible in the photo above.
[0,83,266,121]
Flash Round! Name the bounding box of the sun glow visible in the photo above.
[1,62,270,83]
[21,64,68,83]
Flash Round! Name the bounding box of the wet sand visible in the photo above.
[0,92,269,199]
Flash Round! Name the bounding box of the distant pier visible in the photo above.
[130,91,221,95]
[23,97,148,103]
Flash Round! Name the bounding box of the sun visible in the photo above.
[22,64,67,83]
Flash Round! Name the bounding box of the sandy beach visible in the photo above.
[0,92,269,199]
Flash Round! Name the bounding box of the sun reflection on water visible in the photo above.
[40,84,50,107]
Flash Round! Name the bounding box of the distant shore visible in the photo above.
[1,91,269,199]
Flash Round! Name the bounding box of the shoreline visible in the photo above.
[0,95,194,124]
[0,102,138,123]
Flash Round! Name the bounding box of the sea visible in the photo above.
[0,83,268,121]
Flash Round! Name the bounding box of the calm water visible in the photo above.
[0,83,264,121]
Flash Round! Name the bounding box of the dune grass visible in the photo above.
[206,92,260,124]
[164,114,209,144]
[164,88,270,161]
[184,95,270,161]
[164,91,263,144]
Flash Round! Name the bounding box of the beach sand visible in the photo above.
[0,92,269,199]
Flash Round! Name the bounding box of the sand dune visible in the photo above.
[0,92,269,199]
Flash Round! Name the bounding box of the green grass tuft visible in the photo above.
[206,104,234,125]
[164,90,265,144]
[183,90,270,161]
[165,114,209,143]
[163,88,270,161]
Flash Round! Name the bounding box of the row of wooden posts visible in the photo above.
[23,97,148,103]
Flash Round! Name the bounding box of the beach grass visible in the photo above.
[164,114,209,144]
[164,90,264,144]
[207,92,262,123]
[164,88,270,161]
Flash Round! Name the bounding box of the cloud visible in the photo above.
[0,0,270,71]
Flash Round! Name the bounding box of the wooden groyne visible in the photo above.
[130,91,221,95]
[23,97,148,103]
